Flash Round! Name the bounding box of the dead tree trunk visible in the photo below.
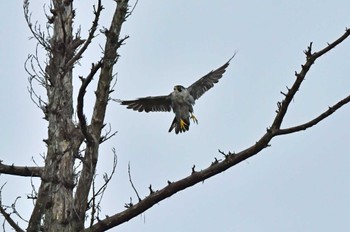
[27,1,82,231]
[25,0,129,230]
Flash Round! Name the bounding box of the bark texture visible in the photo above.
[27,1,83,231]
[26,0,129,231]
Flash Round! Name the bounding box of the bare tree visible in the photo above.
[0,0,349,231]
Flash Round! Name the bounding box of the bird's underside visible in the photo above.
[119,54,236,134]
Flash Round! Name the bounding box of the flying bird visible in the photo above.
[118,54,236,134]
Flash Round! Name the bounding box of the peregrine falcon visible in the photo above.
[118,55,235,134]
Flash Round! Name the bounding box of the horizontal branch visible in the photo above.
[0,162,43,177]
[276,94,350,135]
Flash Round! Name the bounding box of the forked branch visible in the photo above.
[271,28,350,130]
[85,28,350,232]
[73,1,130,228]
[0,205,25,232]
[276,94,350,135]
[23,0,51,50]
[0,186,25,232]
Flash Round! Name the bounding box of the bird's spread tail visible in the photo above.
[168,117,190,134]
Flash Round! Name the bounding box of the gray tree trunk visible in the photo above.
[26,0,129,231]
[27,1,79,231]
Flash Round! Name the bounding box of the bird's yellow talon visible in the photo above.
[190,113,198,124]
[179,119,187,130]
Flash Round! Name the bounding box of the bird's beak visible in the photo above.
[173,86,177,91]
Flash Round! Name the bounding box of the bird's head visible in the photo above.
[174,85,185,92]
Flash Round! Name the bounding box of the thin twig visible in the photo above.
[99,123,118,144]
[0,185,25,232]
[0,205,25,232]
[125,0,139,19]
[23,0,51,50]
[87,150,118,207]
[66,0,103,69]
[128,162,141,202]
[11,197,28,223]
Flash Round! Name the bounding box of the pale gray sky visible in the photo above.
[1,1,350,231]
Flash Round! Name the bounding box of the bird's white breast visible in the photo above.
[172,89,195,105]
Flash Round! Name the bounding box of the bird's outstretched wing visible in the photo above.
[187,54,236,100]
[119,95,172,113]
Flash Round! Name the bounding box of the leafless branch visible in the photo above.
[27,79,47,113]
[66,0,103,69]
[77,61,103,144]
[313,28,350,57]
[27,177,38,204]
[0,161,43,177]
[125,0,139,19]
[10,197,28,223]
[128,162,141,202]
[87,150,118,228]
[99,123,118,144]
[87,151,117,207]
[275,94,350,135]
[74,1,129,225]
[25,44,47,87]
[84,27,350,232]
[23,0,51,50]
[25,43,49,113]
[108,72,118,97]
[0,205,25,232]
[271,28,350,130]
[0,185,25,232]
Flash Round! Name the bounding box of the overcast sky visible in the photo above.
[1,0,350,231]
